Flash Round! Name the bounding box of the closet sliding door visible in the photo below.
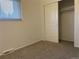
[74,0,79,47]
[44,2,59,43]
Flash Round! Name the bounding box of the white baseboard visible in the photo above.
[0,40,41,56]
[74,43,79,48]
[60,37,74,42]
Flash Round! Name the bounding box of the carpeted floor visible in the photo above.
[0,41,79,59]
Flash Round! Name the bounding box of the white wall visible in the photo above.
[60,9,74,41]
[0,0,41,53]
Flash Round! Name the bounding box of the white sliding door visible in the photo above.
[44,2,59,43]
[74,0,79,47]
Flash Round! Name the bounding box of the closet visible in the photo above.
[42,0,79,47]
[59,0,74,42]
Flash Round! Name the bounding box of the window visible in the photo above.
[0,0,21,20]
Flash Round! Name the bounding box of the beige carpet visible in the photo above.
[0,41,79,59]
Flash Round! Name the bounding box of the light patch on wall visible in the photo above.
[0,0,14,16]
[0,0,21,20]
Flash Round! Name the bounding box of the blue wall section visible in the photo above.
[0,0,21,20]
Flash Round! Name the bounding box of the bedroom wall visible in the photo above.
[0,0,41,53]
